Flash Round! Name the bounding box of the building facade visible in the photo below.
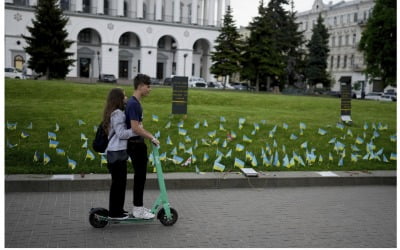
[296,0,377,93]
[5,0,231,82]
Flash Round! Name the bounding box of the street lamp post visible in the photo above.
[183,53,188,76]
[171,42,177,76]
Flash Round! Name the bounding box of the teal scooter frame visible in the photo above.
[89,145,178,228]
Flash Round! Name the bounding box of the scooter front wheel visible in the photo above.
[89,208,109,228]
[157,207,178,226]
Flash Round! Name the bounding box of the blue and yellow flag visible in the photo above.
[43,153,51,165]
[56,148,65,156]
[351,153,359,162]
[271,125,277,133]
[159,152,167,161]
[81,133,88,141]
[172,155,184,165]
[219,124,226,131]
[355,136,364,145]
[263,156,271,167]
[282,154,290,168]
[192,154,197,164]
[49,140,59,149]
[7,139,18,149]
[283,123,289,130]
[86,149,96,160]
[372,130,380,139]
[230,131,237,139]
[234,157,245,168]
[82,140,88,148]
[382,154,389,163]
[300,141,308,149]
[220,116,226,123]
[390,153,396,161]
[170,147,177,155]
[251,154,258,167]
[254,123,260,131]
[203,152,209,162]
[216,149,224,158]
[185,147,193,155]
[336,123,344,130]
[225,149,232,158]
[27,122,33,130]
[390,134,396,142]
[55,123,60,132]
[329,152,333,161]
[290,134,298,140]
[194,140,199,149]
[33,151,40,162]
[212,138,220,145]
[78,119,86,126]
[155,131,161,138]
[194,122,200,129]
[318,128,327,135]
[101,154,107,165]
[299,122,306,130]
[363,122,368,130]
[178,128,187,136]
[165,121,171,129]
[48,132,57,140]
[208,130,217,138]
[177,121,184,128]
[238,118,246,125]
[166,136,173,145]
[328,138,336,144]
[338,157,344,166]
[222,139,228,148]
[273,151,280,167]
[213,161,225,172]
[351,144,360,152]
[7,121,17,130]
[21,131,30,139]
[179,142,185,151]
[203,120,208,127]
[68,158,77,169]
[201,138,210,146]
[184,135,191,143]
[243,135,252,143]
[152,114,159,122]
[347,129,353,137]
[236,144,244,152]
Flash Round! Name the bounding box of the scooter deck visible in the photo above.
[102,214,155,223]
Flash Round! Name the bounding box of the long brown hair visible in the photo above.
[102,88,126,135]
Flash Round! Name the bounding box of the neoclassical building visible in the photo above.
[5,0,231,81]
[296,0,378,93]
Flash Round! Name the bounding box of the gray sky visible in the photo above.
[230,0,339,27]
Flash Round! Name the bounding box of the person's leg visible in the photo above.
[107,160,127,217]
[128,142,148,206]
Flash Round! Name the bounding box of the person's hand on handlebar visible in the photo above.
[151,137,160,146]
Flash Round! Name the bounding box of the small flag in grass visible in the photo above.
[230,131,237,139]
[179,128,187,136]
[165,121,171,129]
[203,120,208,127]
[318,128,327,135]
[243,135,252,143]
[234,158,245,168]
[177,121,184,128]
[219,124,226,131]
[347,129,353,137]
[251,154,258,167]
[56,148,65,156]
[170,147,177,155]
[336,123,344,130]
[390,153,396,161]
[78,119,86,126]
[55,123,60,132]
[86,150,96,160]
[155,131,161,139]
[184,135,191,143]
[300,141,308,149]
[7,139,18,149]
[82,140,88,148]
[338,157,344,166]
[225,149,232,158]
[263,156,271,167]
[201,138,210,146]
[43,153,51,165]
[299,122,306,130]
[93,125,98,133]
[355,136,364,145]
[328,138,336,144]
[194,122,200,129]
[282,155,289,168]
[21,131,30,139]
[203,153,209,162]
[372,130,380,139]
[68,158,77,169]
[26,122,33,130]
[290,134,298,140]
[351,144,360,152]
[7,121,17,130]
[192,154,197,164]
[33,151,40,162]
[238,118,246,125]
[166,136,173,145]
[185,147,193,155]
[159,152,167,161]
[49,140,59,148]
[213,161,225,172]
[222,139,228,148]
[101,155,107,165]
[220,116,226,123]
[208,130,216,138]
[351,153,359,162]
[254,123,260,131]
[283,123,289,130]
[212,138,220,145]
[48,132,57,140]
[273,151,280,167]
[81,133,88,141]
[172,155,184,164]
[390,134,396,142]
[236,144,244,152]
[329,152,333,161]
[382,154,389,163]
[152,114,159,122]
[363,122,368,130]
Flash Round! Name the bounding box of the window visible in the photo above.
[78,29,91,43]
[350,54,355,66]
[345,35,349,46]
[60,0,70,11]
[338,36,342,47]
[354,12,358,22]
[337,55,341,68]
[352,34,356,45]
[343,55,347,68]
[340,15,343,24]
[334,16,337,25]
[347,14,351,23]
[14,55,24,70]
[119,33,130,46]
[330,56,334,69]
[363,10,367,20]
[158,37,165,49]
[104,0,109,15]
[331,36,336,47]
[83,0,91,13]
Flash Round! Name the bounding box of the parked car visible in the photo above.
[98,74,117,83]
[232,83,254,91]
[5,67,25,79]
[150,77,162,85]
[383,92,396,101]
[208,82,222,89]
[189,76,207,88]
[380,94,395,102]
[364,92,383,101]
[163,77,173,86]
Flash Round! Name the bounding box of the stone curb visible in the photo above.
[5,170,396,192]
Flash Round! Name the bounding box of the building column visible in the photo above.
[156,0,162,20]
[148,0,155,20]
[101,44,119,76]
[75,0,83,12]
[96,0,104,14]
[140,46,157,77]
[198,0,204,25]
[191,0,198,24]
[28,0,37,6]
[217,0,223,26]
[137,0,144,18]
[117,0,124,16]
[208,0,215,26]
[225,0,230,10]
[173,0,180,22]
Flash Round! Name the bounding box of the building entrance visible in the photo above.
[79,58,91,77]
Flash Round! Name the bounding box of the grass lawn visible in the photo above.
[5,79,397,174]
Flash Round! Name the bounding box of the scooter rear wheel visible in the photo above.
[89,208,109,228]
[157,207,178,226]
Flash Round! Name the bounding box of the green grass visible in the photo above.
[5,79,397,174]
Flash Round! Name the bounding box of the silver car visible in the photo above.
[5,67,25,79]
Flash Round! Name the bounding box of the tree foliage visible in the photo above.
[22,0,74,79]
[305,14,330,87]
[210,6,242,85]
[358,0,396,87]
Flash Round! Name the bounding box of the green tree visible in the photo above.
[241,0,283,91]
[22,0,74,79]
[358,0,396,87]
[305,14,330,87]
[210,6,242,88]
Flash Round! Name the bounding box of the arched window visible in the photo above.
[14,55,24,70]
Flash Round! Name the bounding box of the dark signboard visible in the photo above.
[171,76,188,114]
[340,76,352,123]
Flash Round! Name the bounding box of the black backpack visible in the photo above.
[92,122,109,153]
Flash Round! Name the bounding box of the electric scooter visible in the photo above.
[89,145,178,228]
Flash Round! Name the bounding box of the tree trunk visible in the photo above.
[46,67,50,80]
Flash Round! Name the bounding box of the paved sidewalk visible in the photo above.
[5,186,396,247]
[5,170,396,192]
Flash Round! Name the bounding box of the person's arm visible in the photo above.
[111,111,134,139]
[131,120,160,145]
